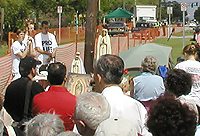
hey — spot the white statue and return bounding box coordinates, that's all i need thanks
[96,29,112,60]
[71,52,86,74]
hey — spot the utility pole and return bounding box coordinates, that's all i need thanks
[159,0,161,21]
[181,3,187,48]
[84,0,98,73]
[167,6,173,38]
[75,11,79,52]
[57,6,62,45]
[123,0,125,9]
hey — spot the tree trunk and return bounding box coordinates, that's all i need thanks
[84,0,98,74]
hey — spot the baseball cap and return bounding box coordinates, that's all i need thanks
[19,56,41,77]
[94,117,139,136]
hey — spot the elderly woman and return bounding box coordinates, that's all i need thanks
[130,56,165,110]
[25,113,65,136]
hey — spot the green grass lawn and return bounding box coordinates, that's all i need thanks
[173,30,194,36]
[0,45,8,57]
[154,38,192,64]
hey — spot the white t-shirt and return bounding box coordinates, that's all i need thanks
[23,34,36,48]
[102,86,151,136]
[196,33,200,44]
[175,60,200,102]
[11,41,26,80]
[35,32,58,64]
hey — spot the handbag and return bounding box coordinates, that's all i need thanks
[12,79,33,131]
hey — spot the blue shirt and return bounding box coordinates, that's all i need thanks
[133,72,165,101]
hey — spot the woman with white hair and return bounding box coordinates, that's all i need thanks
[25,113,65,136]
[74,92,110,136]
[130,56,165,111]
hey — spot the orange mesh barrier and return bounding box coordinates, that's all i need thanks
[7,27,86,52]
[0,54,12,94]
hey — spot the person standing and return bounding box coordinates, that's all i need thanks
[35,21,58,65]
[32,62,76,131]
[23,20,37,58]
[4,57,44,123]
[11,29,34,81]
[175,44,200,106]
[93,54,150,136]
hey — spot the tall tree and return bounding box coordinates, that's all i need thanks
[1,0,30,31]
[84,0,98,73]
[194,7,200,22]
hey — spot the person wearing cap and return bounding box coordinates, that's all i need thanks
[93,54,150,136]
[35,21,58,65]
[32,62,76,131]
[4,56,44,123]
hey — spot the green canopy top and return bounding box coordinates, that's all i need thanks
[119,43,172,69]
[105,8,133,19]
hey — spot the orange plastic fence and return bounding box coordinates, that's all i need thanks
[1,27,161,93]
[7,27,85,53]
[7,26,160,53]
[0,54,12,94]
[131,28,160,46]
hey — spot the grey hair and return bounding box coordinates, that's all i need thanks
[95,54,124,84]
[57,131,81,136]
[75,92,110,130]
[141,56,158,73]
[25,113,65,136]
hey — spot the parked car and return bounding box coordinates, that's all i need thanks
[131,22,152,32]
[107,21,128,36]
[189,22,197,28]
[176,22,183,27]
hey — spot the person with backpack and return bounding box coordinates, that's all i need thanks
[4,57,44,129]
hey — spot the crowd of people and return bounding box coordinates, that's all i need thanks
[1,19,200,136]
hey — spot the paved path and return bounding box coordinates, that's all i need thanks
[0,27,182,93]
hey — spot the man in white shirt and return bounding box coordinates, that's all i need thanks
[35,21,58,65]
[93,54,151,136]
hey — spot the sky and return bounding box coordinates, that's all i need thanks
[167,0,199,20]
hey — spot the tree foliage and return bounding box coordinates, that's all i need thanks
[194,7,200,22]
[0,0,189,37]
